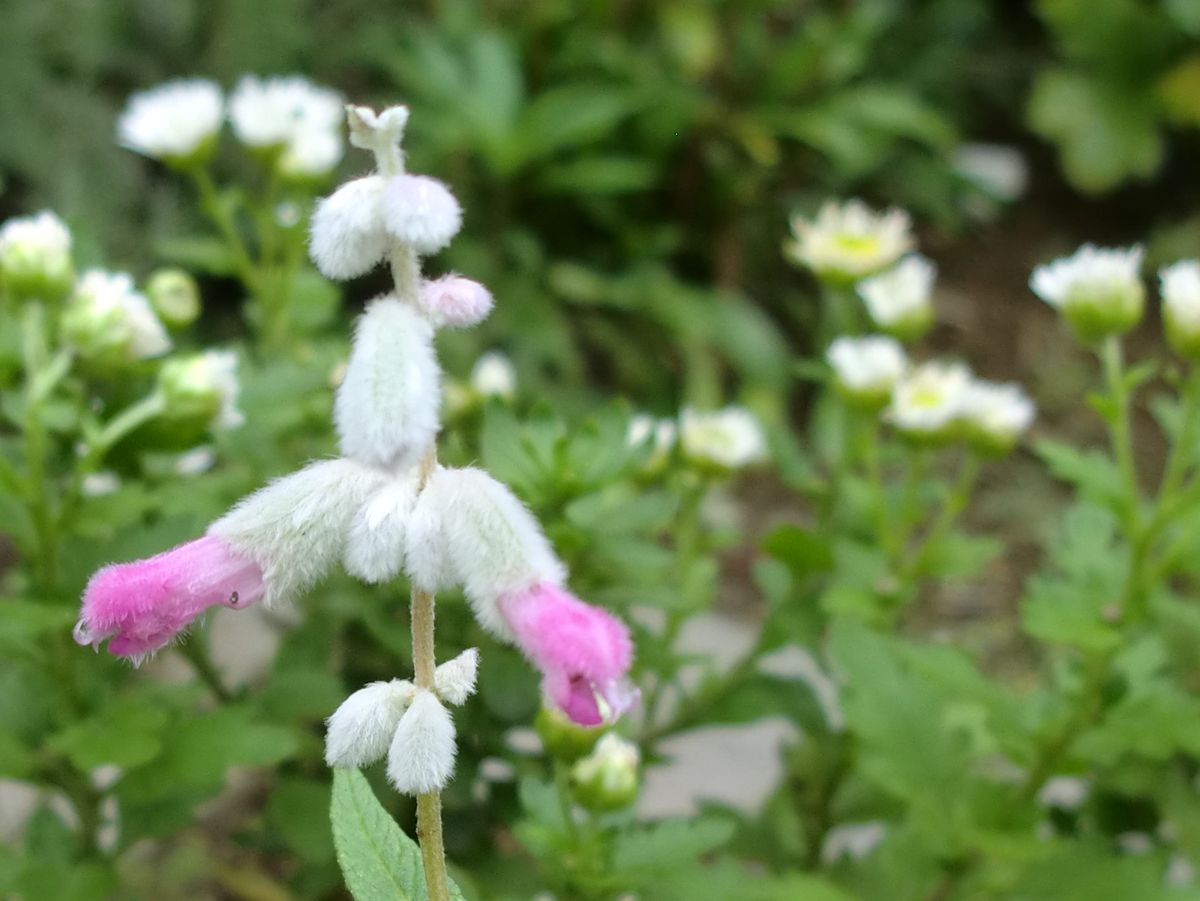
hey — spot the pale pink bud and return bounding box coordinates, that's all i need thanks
[73,535,264,663]
[498,582,637,727]
[382,174,462,255]
[418,275,493,328]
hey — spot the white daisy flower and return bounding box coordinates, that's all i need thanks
[679,406,767,471]
[786,199,914,282]
[0,210,73,299]
[1030,245,1144,342]
[117,79,224,164]
[857,255,936,340]
[886,360,972,440]
[1160,260,1200,358]
[63,270,171,364]
[960,378,1035,453]
[827,335,908,408]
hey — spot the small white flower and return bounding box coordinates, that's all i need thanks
[628,414,677,469]
[325,679,415,768]
[960,379,1035,451]
[952,144,1028,202]
[1030,245,1145,341]
[387,688,457,795]
[82,472,121,497]
[229,75,343,176]
[63,270,171,362]
[679,406,767,470]
[827,335,908,404]
[786,199,914,281]
[117,79,224,162]
[886,360,972,437]
[1037,776,1089,810]
[159,349,245,429]
[434,648,479,706]
[471,351,517,400]
[857,255,936,338]
[0,211,73,298]
[175,446,217,476]
[1161,260,1200,356]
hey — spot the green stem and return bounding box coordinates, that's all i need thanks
[179,639,233,703]
[1101,336,1140,536]
[553,760,580,842]
[901,453,982,584]
[1157,370,1200,503]
[863,417,891,553]
[189,167,259,292]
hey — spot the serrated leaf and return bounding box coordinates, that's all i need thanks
[330,768,465,901]
[611,817,735,874]
[49,700,169,772]
[1035,440,1124,513]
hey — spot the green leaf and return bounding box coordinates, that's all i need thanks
[516,86,639,163]
[1028,69,1163,193]
[153,235,239,276]
[0,599,75,658]
[540,156,656,194]
[611,816,736,875]
[1035,439,1124,513]
[268,777,334,864]
[762,525,833,576]
[49,700,170,772]
[330,768,465,901]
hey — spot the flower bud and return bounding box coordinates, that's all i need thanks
[826,335,908,410]
[571,734,640,812]
[470,351,516,401]
[679,406,767,472]
[387,689,457,795]
[325,679,414,768]
[0,211,74,301]
[856,255,936,342]
[117,79,224,169]
[310,176,389,280]
[1160,260,1200,360]
[536,705,604,762]
[960,379,1035,455]
[1030,245,1144,344]
[146,268,200,329]
[61,270,171,367]
[627,414,677,473]
[382,174,462,256]
[158,350,244,430]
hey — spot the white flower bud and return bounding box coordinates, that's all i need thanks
[571,733,640,811]
[679,406,767,471]
[145,268,201,329]
[382,175,462,255]
[406,467,565,639]
[627,414,676,471]
[158,349,244,429]
[387,689,456,795]
[1038,776,1089,811]
[209,458,388,606]
[62,269,171,365]
[1030,245,1145,343]
[960,379,1035,454]
[0,210,73,300]
[953,144,1028,203]
[1161,260,1200,359]
[785,199,913,283]
[470,351,516,400]
[826,335,908,409]
[434,648,479,706]
[334,296,441,471]
[343,473,421,583]
[325,679,415,768]
[857,255,936,340]
[117,79,224,166]
[309,176,389,280]
[886,360,972,441]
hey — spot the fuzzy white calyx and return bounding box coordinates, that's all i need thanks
[387,688,457,795]
[309,176,389,280]
[325,679,415,768]
[382,175,462,255]
[406,466,566,639]
[344,472,421,583]
[434,648,479,706]
[334,295,441,471]
[209,458,388,606]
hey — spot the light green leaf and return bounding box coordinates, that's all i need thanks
[49,700,169,771]
[330,768,465,901]
[611,817,736,876]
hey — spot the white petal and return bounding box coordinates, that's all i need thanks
[208,458,388,606]
[387,689,456,795]
[405,467,565,639]
[334,295,441,471]
[309,176,389,280]
[434,648,479,706]
[325,679,414,768]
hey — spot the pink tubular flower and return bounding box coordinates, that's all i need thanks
[498,582,637,726]
[418,275,493,328]
[74,535,264,663]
